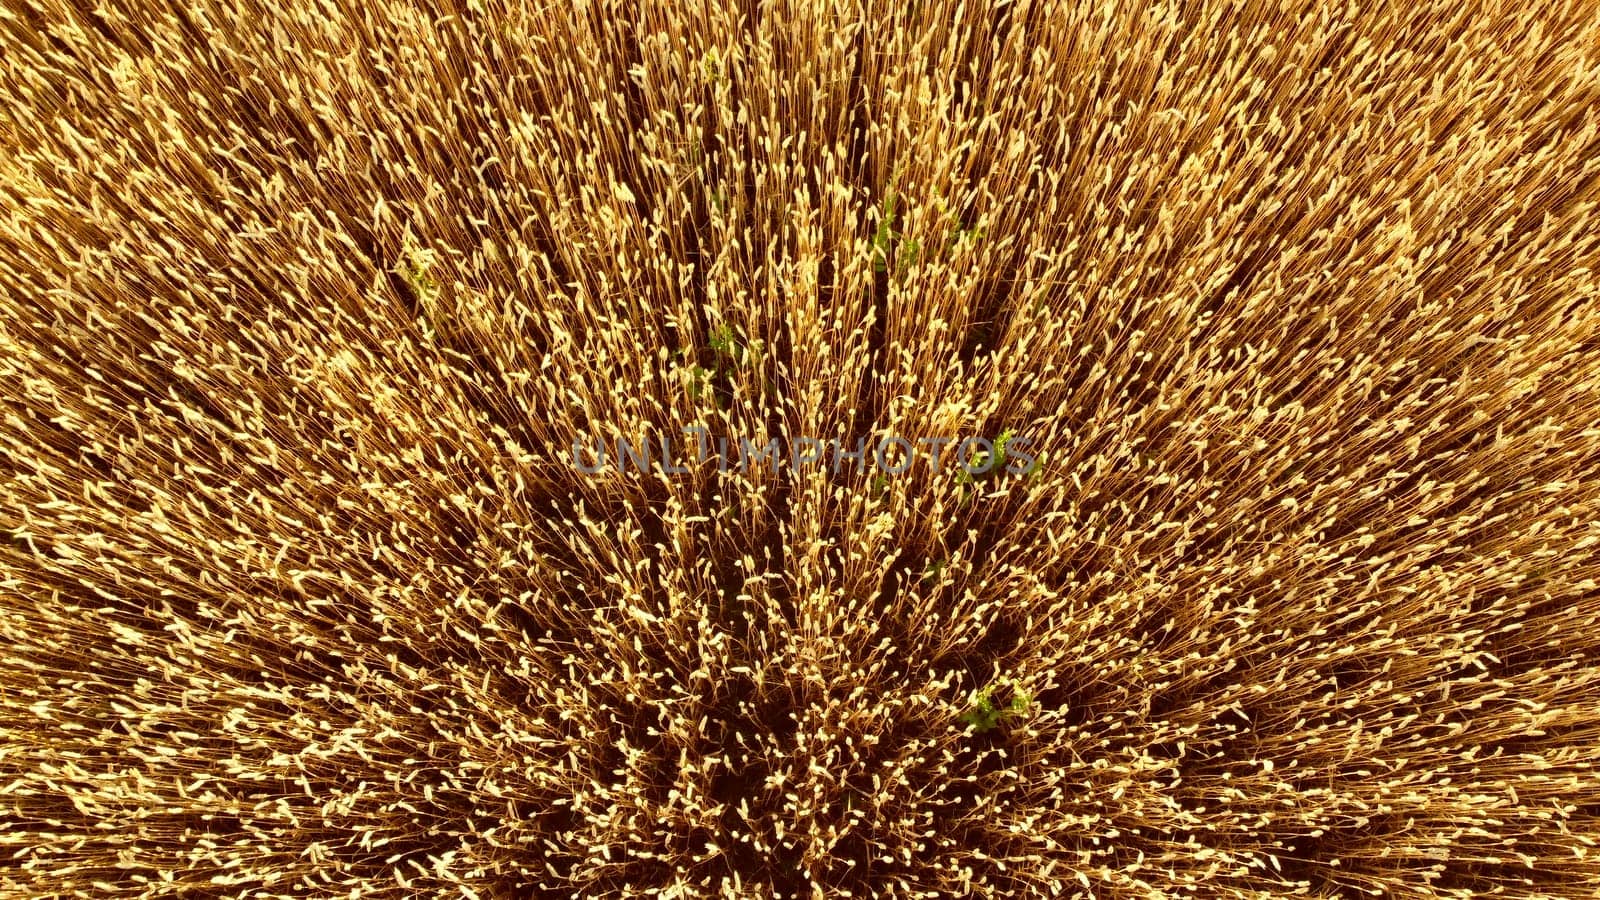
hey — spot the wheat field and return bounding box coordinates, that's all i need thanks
[3,0,1600,896]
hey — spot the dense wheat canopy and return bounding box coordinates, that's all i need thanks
[4,0,1600,896]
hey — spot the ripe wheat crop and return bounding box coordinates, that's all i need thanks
[3,0,1600,897]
